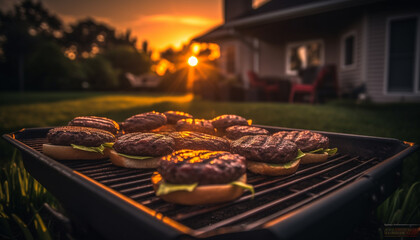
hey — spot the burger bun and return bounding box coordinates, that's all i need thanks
[152,173,246,205]
[246,160,300,176]
[300,152,329,164]
[42,144,108,160]
[109,149,160,169]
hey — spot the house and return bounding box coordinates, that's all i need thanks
[193,0,420,102]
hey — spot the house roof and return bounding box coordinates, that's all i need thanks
[194,0,384,42]
[193,25,235,42]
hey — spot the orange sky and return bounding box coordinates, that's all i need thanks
[0,0,223,51]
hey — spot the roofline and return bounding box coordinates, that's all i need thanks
[224,0,384,28]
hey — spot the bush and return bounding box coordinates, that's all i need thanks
[81,55,119,90]
[103,45,151,75]
[158,68,189,93]
[25,41,86,90]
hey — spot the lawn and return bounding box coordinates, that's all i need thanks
[0,92,419,238]
[1,92,419,183]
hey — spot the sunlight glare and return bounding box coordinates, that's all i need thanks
[191,43,201,55]
[188,56,198,67]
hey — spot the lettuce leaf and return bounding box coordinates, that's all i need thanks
[231,181,255,198]
[102,142,114,148]
[117,153,154,160]
[71,144,105,154]
[295,149,305,160]
[156,182,198,196]
[267,150,304,168]
[267,159,299,168]
[308,148,337,156]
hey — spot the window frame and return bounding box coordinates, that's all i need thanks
[285,39,325,76]
[384,14,420,95]
[341,30,357,70]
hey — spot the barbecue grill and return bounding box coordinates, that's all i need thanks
[3,125,418,240]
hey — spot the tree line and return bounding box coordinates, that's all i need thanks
[0,0,151,91]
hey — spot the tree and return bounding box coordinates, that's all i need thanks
[0,0,63,91]
[82,55,119,90]
[26,41,85,90]
[62,18,138,59]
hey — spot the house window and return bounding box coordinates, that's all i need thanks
[286,40,324,75]
[341,32,356,69]
[386,16,419,93]
[226,45,235,74]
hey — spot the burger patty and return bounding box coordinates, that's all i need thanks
[114,132,174,157]
[159,149,246,185]
[273,130,329,152]
[211,114,248,129]
[176,119,215,135]
[68,116,120,134]
[47,126,116,147]
[167,131,230,151]
[164,111,193,124]
[225,125,269,140]
[122,111,167,133]
[230,135,298,164]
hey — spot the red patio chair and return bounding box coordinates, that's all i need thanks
[247,71,280,101]
[288,65,338,103]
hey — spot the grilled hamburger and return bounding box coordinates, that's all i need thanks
[42,126,116,160]
[273,130,336,164]
[225,125,269,140]
[152,149,253,205]
[211,114,249,130]
[231,135,304,176]
[163,111,193,124]
[168,131,230,151]
[151,111,194,132]
[122,111,167,133]
[68,116,120,135]
[175,118,216,135]
[109,132,175,169]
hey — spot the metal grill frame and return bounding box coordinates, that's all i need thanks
[2,126,418,240]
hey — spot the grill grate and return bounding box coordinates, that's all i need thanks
[20,137,382,237]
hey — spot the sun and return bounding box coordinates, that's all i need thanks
[187,56,198,67]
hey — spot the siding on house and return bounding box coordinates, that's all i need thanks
[366,7,420,102]
[259,41,285,77]
[218,39,254,87]
[338,18,364,95]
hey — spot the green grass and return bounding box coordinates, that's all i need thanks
[0,91,419,236]
[2,92,419,183]
[0,150,57,240]
[377,181,420,224]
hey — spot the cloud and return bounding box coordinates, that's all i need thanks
[132,14,220,27]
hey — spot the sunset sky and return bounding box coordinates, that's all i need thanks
[0,0,223,51]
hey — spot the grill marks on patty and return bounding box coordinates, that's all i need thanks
[114,133,175,156]
[273,130,329,152]
[231,135,298,164]
[163,111,193,124]
[122,112,167,133]
[211,115,248,129]
[47,126,116,147]
[225,125,269,140]
[68,116,120,134]
[176,119,216,135]
[168,131,230,151]
[159,150,246,185]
